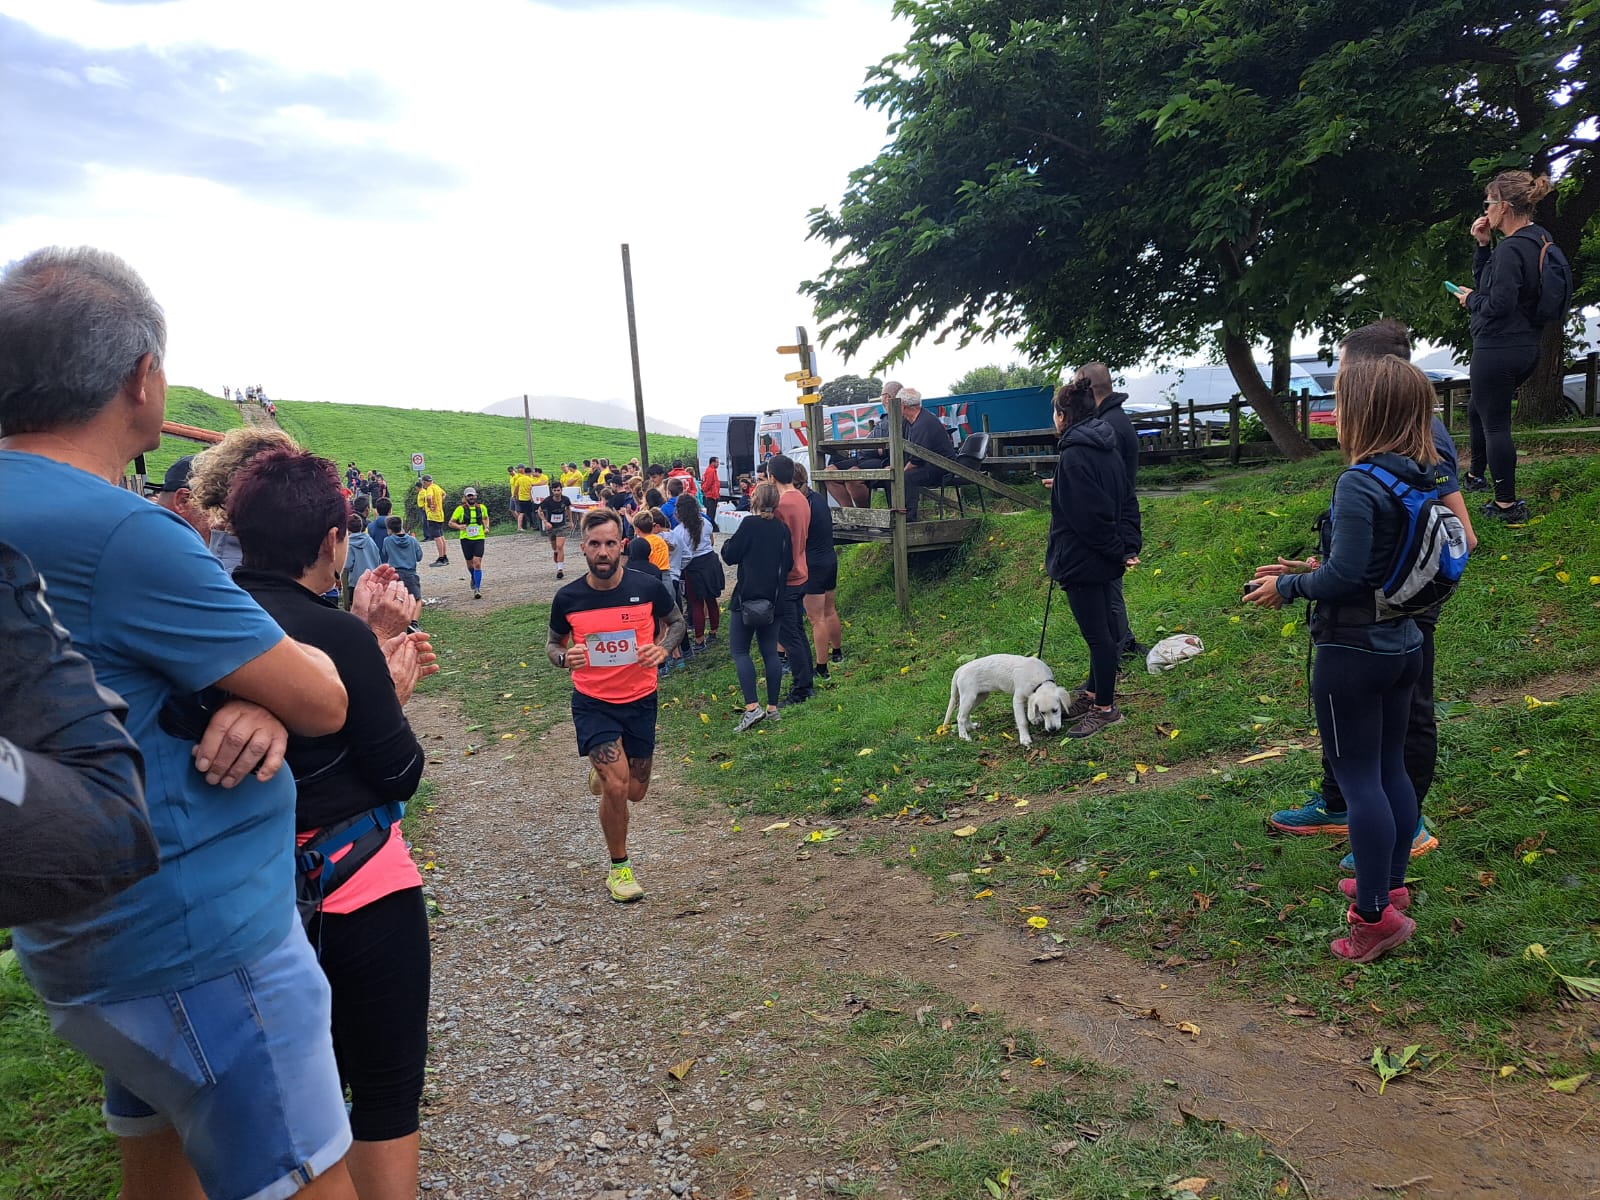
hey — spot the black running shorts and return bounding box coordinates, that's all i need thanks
[572,690,658,760]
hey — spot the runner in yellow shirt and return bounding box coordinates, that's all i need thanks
[417,475,448,565]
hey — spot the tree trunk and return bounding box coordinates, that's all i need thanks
[1515,319,1570,425]
[1270,332,1292,396]
[1221,331,1317,460]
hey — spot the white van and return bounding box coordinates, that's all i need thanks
[696,413,762,490]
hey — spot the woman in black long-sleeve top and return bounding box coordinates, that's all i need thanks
[720,481,791,732]
[228,448,430,1200]
[1046,379,1136,740]
[1456,170,1558,520]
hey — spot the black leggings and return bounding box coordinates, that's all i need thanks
[1065,581,1120,707]
[1468,343,1540,503]
[730,608,783,707]
[307,885,431,1141]
[1322,615,1436,814]
[1314,644,1422,913]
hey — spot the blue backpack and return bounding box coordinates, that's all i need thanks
[1341,462,1469,619]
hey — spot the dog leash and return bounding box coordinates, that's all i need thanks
[1035,580,1054,658]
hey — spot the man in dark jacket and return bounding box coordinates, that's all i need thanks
[1075,364,1147,665]
[0,542,155,926]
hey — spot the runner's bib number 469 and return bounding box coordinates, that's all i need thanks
[585,629,638,666]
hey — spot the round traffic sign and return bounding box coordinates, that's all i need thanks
[411,453,425,469]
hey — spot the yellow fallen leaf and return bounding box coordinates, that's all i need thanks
[422,861,436,870]
[700,713,710,724]
[1168,728,1181,739]
[760,821,791,833]
[1013,798,1029,808]
[952,825,979,838]
[974,888,994,899]
[719,761,733,770]
[1589,576,1600,585]
[518,661,526,667]
[1525,695,1557,710]
[1030,1056,1045,1067]
[899,665,911,675]
[1176,1021,1201,1036]
[1549,1072,1591,1094]
[1027,916,1049,929]
[1237,749,1284,764]
[1134,762,1148,774]
[857,747,875,757]
[1091,772,1109,783]
[1556,570,1571,583]
[1498,1064,1517,1077]
[667,1058,696,1081]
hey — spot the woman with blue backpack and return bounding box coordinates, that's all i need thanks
[1454,170,1566,522]
[1244,356,1468,963]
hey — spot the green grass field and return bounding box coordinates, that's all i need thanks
[144,388,697,496]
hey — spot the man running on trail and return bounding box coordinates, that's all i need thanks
[448,486,490,599]
[547,509,685,902]
[538,480,574,579]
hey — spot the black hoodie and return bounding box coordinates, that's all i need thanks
[1046,417,1134,587]
[1468,225,1553,348]
[1095,392,1143,556]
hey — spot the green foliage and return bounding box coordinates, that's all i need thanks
[821,374,884,406]
[948,363,1060,395]
[804,0,1596,453]
[143,386,245,481]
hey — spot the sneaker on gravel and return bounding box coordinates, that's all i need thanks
[1481,498,1528,521]
[556,568,564,579]
[1330,903,1415,963]
[1268,792,1349,835]
[1339,816,1437,871]
[606,864,645,903]
[1337,879,1412,911]
[1067,704,1123,739]
[735,708,766,733]
[588,767,603,797]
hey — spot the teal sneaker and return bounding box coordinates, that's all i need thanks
[1339,816,1438,872]
[1268,792,1349,836]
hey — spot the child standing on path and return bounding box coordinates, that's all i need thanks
[383,516,424,600]
[1245,355,1447,963]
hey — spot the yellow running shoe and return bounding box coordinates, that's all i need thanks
[607,863,644,903]
[588,766,603,796]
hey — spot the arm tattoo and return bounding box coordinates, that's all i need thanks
[589,740,624,765]
[656,604,687,655]
[628,756,653,786]
[546,626,568,668]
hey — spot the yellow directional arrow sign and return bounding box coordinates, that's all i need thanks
[794,376,823,388]
[783,369,811,381]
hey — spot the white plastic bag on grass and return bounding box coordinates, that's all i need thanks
[1146,634,1204,674]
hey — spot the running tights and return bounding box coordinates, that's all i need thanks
[1468,343,1540,503]
[1314,644,1422,914]
[307,885,431,1141]
[1322,615,1436,814]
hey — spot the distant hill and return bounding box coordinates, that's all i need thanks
[482,394,695,439]
[145,389,697,489]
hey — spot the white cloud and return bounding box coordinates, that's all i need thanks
[0,0,1030,426]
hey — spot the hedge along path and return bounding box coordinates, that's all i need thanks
[408,651,1600,1199]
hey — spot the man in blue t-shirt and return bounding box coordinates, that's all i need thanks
[0,247,361,1200]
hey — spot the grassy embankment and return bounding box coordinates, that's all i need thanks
[415,447,1600,1073]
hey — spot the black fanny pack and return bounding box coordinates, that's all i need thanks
[295,802,404,928]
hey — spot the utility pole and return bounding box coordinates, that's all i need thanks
[620,244,650,467]
[522,394,534,467]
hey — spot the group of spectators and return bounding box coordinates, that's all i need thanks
[2,247,437,1200]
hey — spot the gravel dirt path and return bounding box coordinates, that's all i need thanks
[404,666,1599,1200]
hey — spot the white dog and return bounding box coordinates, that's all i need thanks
[943,654,1074,746]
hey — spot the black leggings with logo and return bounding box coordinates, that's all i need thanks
[1468,342,1540,503]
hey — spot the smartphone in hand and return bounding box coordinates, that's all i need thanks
[1443,281,1465,296]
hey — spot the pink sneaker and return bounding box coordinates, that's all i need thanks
[1337,878,1412,911]
[1330,904,1415,963]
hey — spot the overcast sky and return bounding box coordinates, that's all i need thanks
[0,0,1035,425]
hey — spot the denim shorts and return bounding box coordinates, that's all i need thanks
[46,924,352,1200]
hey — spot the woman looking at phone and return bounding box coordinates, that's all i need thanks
[1453,170,1557,521]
